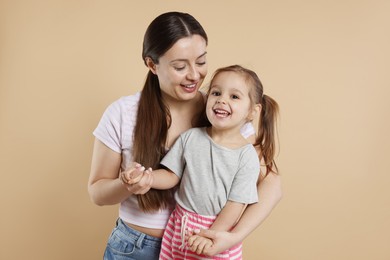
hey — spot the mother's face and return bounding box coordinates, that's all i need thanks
[147,35,208,102]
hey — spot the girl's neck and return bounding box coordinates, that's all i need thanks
[206,126,248,149]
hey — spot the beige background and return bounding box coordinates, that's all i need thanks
[1,0,389,259]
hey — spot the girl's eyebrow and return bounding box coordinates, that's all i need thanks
[231,88,245,95]
[211,85,245,95]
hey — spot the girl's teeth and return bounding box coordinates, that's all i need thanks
[215,109,229,115]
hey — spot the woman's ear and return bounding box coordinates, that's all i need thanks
[145,57,157,74]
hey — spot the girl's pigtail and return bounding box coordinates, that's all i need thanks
[256,94,279,176]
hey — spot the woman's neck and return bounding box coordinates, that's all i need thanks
[164,91,204,148]
[164,92,203,113]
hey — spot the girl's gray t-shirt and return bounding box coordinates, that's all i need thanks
[160,127,260,216]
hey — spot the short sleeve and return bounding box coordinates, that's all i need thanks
[93,101,122,153]
[160,134,186,178]
[228,146,260,204]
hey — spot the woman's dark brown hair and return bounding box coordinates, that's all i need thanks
[133,12,208,212]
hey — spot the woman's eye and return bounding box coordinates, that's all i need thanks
[197,61,206,66]
[174,66,185,71]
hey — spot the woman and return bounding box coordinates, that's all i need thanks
[88,11,282,259]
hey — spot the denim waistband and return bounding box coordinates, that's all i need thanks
[116,218,162,248]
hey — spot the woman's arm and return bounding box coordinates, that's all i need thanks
[231,172,282,238]
[193,172,282,256]
[88,138,153,206]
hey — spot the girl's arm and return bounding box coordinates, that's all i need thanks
[151,168,180,190]
[191,172,282,256]
[210,201,246,232]
[230,172,282,238]
[88,139,153,206]
[188,201,246,254]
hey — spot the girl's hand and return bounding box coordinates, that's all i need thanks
[189,229,238,256]
[187,235,213,255]
[120,163,153,194]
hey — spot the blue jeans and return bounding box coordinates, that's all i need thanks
[103,218,162,260]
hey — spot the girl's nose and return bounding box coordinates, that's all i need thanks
[216,98,226,104]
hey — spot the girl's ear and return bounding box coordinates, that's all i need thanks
[248,104,262,121]
[145,57,157,74]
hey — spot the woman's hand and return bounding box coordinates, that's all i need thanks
[120,163,153,195]
[188,229,239,256]
[120,163,144,184]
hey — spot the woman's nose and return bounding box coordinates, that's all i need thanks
[187,66,200,80]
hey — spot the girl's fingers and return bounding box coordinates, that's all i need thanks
[187,234,199,247]
[125,166,145,184]
[203,239,213,252]
[189,236,204,254]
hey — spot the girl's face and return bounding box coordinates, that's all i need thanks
[206,71,255,131]
[149,35,208,102]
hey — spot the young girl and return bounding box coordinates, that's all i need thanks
[126,65,279,259]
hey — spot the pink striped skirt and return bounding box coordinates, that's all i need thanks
[159,204,242,260]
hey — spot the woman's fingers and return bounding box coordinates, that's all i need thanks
[127,168,153,194]
[121,164,145,184]
[128,166,145,184]
[138,169,154,194]
[126,171,143,184]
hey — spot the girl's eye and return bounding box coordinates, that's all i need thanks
[211,91,220,96]
[232,95,239,99]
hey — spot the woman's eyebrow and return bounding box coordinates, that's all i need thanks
[198,51,207,59]
[170,52,207,63]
